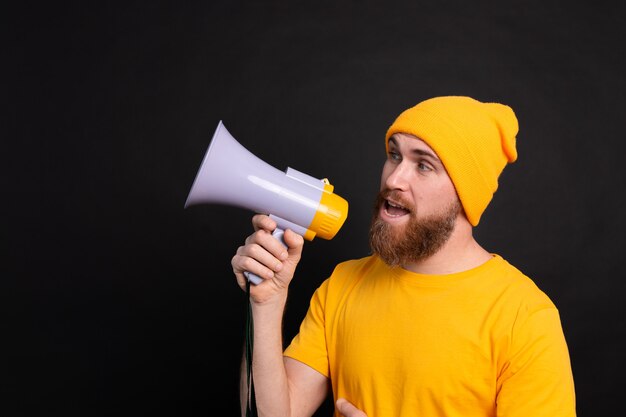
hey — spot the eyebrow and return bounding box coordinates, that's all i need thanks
[389,136,442,163]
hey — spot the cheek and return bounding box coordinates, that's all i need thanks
[440,179,459,203]
[413,183,458,214]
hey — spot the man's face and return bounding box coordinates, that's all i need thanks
[369,133,462,267]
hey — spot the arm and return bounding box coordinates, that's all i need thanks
[232,214,329,417]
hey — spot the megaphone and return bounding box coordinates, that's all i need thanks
[185,120,349,284]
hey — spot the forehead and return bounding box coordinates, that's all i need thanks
[388,132,439,157]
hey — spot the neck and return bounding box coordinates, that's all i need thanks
[401,216,492,275]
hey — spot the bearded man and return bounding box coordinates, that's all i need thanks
[231,96,576,417]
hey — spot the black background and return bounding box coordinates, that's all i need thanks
[5,1,625,416]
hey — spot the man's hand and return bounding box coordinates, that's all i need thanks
[231,214,304,300]
[336,398,368,417]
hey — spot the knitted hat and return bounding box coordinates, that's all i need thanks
[385,96,518,226]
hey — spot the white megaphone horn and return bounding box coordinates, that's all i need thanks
[185,121,349,284]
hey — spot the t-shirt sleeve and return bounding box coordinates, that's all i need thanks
[496,307,577,417]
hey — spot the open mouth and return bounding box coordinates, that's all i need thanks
[384,199,411,217]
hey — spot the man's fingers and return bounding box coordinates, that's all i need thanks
[231,214,305,291]
[233,240,283,281]
[251,213,276,232]
[336,398,367,417]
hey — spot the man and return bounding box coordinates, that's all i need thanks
[231,96,576,417]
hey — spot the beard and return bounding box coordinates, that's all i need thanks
[368,190,462,267]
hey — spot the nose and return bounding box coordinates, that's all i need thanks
[383,161,410,191]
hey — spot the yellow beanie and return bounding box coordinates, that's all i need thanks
[385,96,518,226]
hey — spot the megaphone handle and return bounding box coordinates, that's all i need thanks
[244,228,288,285]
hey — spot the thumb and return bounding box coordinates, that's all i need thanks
[336,398,367,417]
[271,228,303,285]
[281,229,304,266]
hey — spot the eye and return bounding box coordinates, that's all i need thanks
[417,161,433,172]
[388,151,401,162]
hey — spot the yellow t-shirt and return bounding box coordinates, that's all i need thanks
[284,254,576,417]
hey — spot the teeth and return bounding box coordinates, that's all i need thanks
[388,201,406,210]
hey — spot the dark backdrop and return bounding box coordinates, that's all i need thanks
[5,1,624,416]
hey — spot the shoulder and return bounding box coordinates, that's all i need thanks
[488,254,557,314]
[333,255,379,273]
[315,255,382,297]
